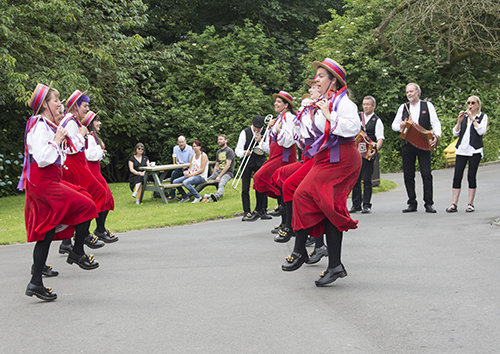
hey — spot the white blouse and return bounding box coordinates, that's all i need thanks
[60,113,85,154]
[314,94,360,138]
[26,116,64,167]
[85,134,105,162]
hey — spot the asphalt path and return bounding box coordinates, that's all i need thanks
[1,163,499,353]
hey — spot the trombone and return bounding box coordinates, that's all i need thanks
[232,114,273,189]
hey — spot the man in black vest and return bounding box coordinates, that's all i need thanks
[350,96,384,214]
[392,83,441,213]
[235,115,271,221]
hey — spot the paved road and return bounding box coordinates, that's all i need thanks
[1,163,499,353]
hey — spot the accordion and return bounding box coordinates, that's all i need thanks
[355,130,377,160]
[400,120,436,151]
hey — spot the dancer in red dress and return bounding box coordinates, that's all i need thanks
[59,90,106,253]
[249,91,297,222]
[81,111,118,243]
[281,58,362,287]
[21,83,100,301]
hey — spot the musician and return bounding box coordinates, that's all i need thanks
[236,115,270,221]
[391,83,441,213]
[282,58,361,287]
[446,95,488,213]
[248,92,297,221]
[58,90,106,254]
[350,96,384,214]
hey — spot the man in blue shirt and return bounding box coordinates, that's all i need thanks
[168,136,194,200]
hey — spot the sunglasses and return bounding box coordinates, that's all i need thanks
[137,147,144,150]
[466,101,477,105]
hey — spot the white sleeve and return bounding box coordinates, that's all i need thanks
[330,98,361,138]
[63,117,85,154]
[375,119,385,141]
[392,105,405,132]
[235,130,247,158]
[85,137,104,161]
[27,122,62,168]
[427,102,442,136]
[276,112,296,148]
[475,113,488,136]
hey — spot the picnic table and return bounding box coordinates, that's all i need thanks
[138,162,217,204]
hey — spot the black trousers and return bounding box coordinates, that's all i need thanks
[241,163,267,214]
[351,156,375,209]
[401,143,433,207]
[452,153,481,189]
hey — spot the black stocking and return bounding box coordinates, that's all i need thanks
[30,229,55,286]
[292,227,311,256]
[324,218,343,268]
[95,210,108,233]
[284,200,293,229]
[73,220,91,256]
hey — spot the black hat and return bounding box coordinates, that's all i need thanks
[252,115,265,128]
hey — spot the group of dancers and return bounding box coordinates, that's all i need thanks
[244,58,362,286]
[22,83,118,301]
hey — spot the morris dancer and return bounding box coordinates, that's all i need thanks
[281,58,361,287]
[58,90,106,254]
[22,83,99,301]
[250,91,297,221]
[81,111,118,243]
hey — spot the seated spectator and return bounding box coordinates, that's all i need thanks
[172,140,209,203]
[128,142,150,204]
[197,134,235,202]
[168,135,194,200]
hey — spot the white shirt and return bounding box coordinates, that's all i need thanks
[392,100,442,137]
[235,127,270,158]
[85,134,105,162]
[26,116,64,167]
[364,112,385,141]
[314,95,360,138]
[271,111,296,148]
[60,113,86,154]
[453,112,488,157]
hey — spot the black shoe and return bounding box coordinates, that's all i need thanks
[59,242,73,255]
[306,245,328,264]
[274,227,294,243]
[305,236,314,247]
[210,193,219,202]
[282,252,309,271]
[67,251,99,270]
[362,207,371,214]
[268,205,284,217]
[260,212,273,220]
[349,206,361,214]
[242,210,261,222]
[31,265,59,277]
[26,283,57,301]
[425,205,437,213]
[315,264,347,287]
[94,229,119,243]
[271,224,284,234]
[402,205,417,213]
[84,234,105,249]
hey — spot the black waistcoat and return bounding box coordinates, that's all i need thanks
[402,101,431,130]
[244,127,266,167]
[456,113,484,150]
[361,113,380,142]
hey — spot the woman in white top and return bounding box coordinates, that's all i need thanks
[446,95,488,213]
[172,140,209,203]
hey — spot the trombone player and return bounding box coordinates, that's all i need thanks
[235,115,271,221]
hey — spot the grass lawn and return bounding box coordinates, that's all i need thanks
[0,179,397,245]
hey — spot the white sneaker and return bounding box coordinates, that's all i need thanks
[135,200,140,205]
[132,192,137,198]
[192,197,202,203]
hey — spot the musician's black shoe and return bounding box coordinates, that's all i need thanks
[282,252,309,271]
[362,207,371,214]
[306,245,328,264]
[425,205,437,213]
[349,206,362,213]
[268,205,284,217]
[315,264,347,287]
[402,205,417,213]
[84,234,105,249]
[271,224,284,234]
[31,265,59,277]
[26,283,57,301]
[67,252,99,270]
[242,211,260,222]
[274,227,294,243]
[94,229,119,243]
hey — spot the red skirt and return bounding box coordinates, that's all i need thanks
[271,162,302,192]
[87,161,115,211]
[292,142,361,233]
[63,152,106,213]
[253,142,296,198]
[25,163,98,242]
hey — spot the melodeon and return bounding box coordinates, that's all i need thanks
[355,130,377,160]
[400,120,436,151]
